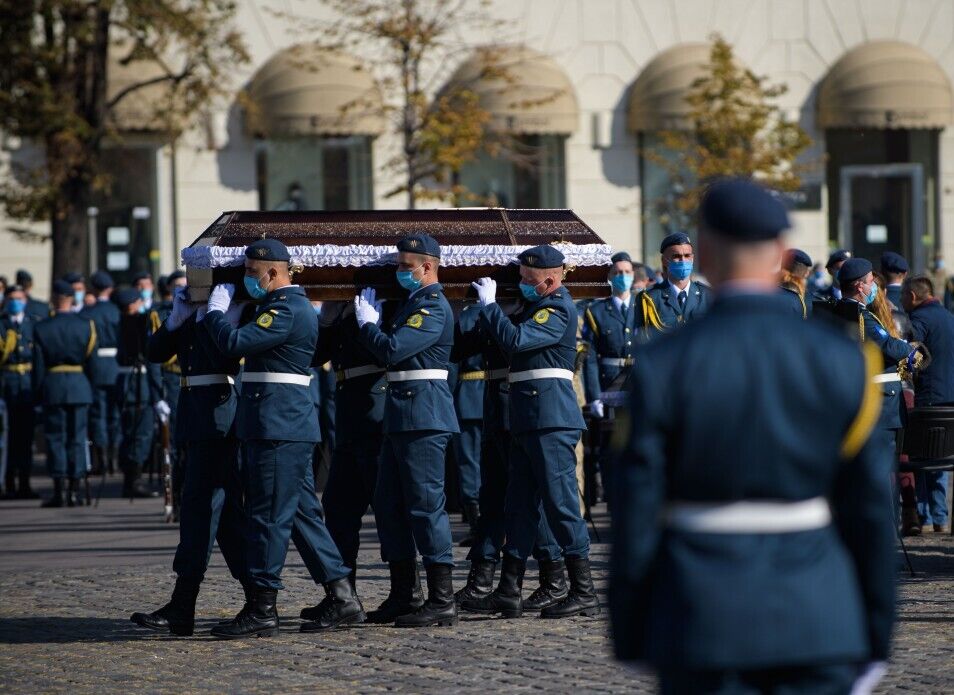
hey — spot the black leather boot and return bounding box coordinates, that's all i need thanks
[454,559,496,604]
[123,463,158,499]
[65,478,79,507]
[300,577,366,632]
[365,559,425,624]
[210,588,279,639]
[460,554,525,618]
[130,578,200,636]
[90,446,105,476]
[540,556,600,618]
[107,446,118,475]
[41,478,64,508]
[215,585,253,627]
[16,471,38,500]
[394,563,457,627]
[523,559,568,611]
[458,500,480,547]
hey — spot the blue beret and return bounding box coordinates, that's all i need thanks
[660,232,691,253]
[397,233,440,258]
[62,271,84,284]
[880,251,909,274]
[133,271,152,282]
[826,249,851,268]
[115,288,141,307]
[90,271,113,290]
[518,245,565,269]
[784,249,812,269]
[700,178,790,241]
[837,257,873,284]
[15,269,32,285]
[245,238,291,262]
[51,280,73,297]
[610,251,632,264]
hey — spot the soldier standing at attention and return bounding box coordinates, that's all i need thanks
[16,269,51,322]
[0,285,39,499]
[352,233,460,628]
[638,233,712,340]
[204,238,362,639]
[610,178,896,694]
[32,280,96,507]
[881,252,909,312]
[464,245,599,620]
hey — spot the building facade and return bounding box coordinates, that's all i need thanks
[2,0,954,295]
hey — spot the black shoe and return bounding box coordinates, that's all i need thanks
[540,556,600,618]
[15,476,39,500]
[130,579,200,636]
[215,586,253,627]
[458,500,480,547]
[65,479,79,507]
[365,559,425,624]
[300,577,366,632]
[460,554,525,618]
[523,559,568,611]
[41,479,64,508]
[454,559,496,605]
[210,588,279,639]
[394,564,457,627]
[123,479,159,499]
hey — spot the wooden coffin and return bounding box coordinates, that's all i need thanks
[183,208,613,301]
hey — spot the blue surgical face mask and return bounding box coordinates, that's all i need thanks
[519,279,546,303]
[865,283,878,306]
[668,260,693,281]
[140,288,153,302]
[609,274,634,293]
[396,264,423,292]
[8,298,25,314]
[73,290,84,305]
[244,273,269,299]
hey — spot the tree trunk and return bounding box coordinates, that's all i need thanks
[50,180,90,281]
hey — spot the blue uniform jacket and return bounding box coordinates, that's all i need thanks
[453,303,514,433]
[80,299,120,387]
[453,304,486,422]
[779,285,811,319]
[638,279,711,341]
[205,285,320,443]
[909,299,954,407]
[855,302,911,431]
[148,315,239,444]
[0,313,37,406]
[610,292,895,670]
[582,295,639,402]
[480,288,586,434]
[313,303,386,442]
[117,313,162,406]
[885,284,903,312]
[357,283,459,435]
[32,312,95,405]
[25,297,51,323]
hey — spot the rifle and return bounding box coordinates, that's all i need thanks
[158,413,174,523]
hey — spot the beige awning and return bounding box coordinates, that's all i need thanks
[245,45,385,137]
[445,46,579,134]
[107,48,176,132]
[818,41,954,129]
[627,43,711,132]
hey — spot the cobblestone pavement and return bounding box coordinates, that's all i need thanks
[0,478,951,694]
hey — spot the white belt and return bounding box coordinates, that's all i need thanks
[487,368,509,381]
[600,357,633,367]
[665,497,831,534]
[116,365,146,375]
[386,369,449,382]
[242,371,312,386]
[96,347,118,357]
[872,373,902,384]
[182,374,235,388]
[342,365,385,380]
[508,368,574,383]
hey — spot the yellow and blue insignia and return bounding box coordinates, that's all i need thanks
[406,313,424,328]
[533,309,550,324]
[256,313,274,328]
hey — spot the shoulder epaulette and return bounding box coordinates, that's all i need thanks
[841,342,884,458]
[640,291,666,331]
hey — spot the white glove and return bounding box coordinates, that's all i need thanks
[589,399,604,419]
[154,400,171,423]
[472,277,497,307]
[166,287,195,331]
[851,662,888,695]
[207,283,235,314]
[354,287,380,327]
[224,302,244,328]
[196,305,208,322]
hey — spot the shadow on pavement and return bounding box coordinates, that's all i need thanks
[0,617,178,644]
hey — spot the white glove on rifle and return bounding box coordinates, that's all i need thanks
[589,399,604,419]
[354,287,380,327]
[166,286,195,331]
[207,283,235,314]
[154,400,171,423]
[472,277,497,307]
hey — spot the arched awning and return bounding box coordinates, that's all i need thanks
[444,46,579,134]
[818,41,954,129]
[627,43,711,132]
[245,45,385,137]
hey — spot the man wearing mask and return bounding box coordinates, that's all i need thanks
[134,272,155,312]
[352,233,460,628]
[63,272,86,312]
[0,285,39,499]
[638,233,711,340]
[15,270,50,322]
[815,250,851,303]
[80,272,121,476]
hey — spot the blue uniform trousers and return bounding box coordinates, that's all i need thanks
[322,433,383,571]
[374,431,454,566]
[504,428,589,560]
[452,420,482,505]
[659,662,858,695]
[917,471,949,526]
[120,403,154,466]
[173,438,246,585]
[6,403,35,478]
[88,384,121,449]
[242,440,349,590]
[43,404,88,479]
[469,427,560,563]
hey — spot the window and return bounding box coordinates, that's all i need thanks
[458,135,567,208]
